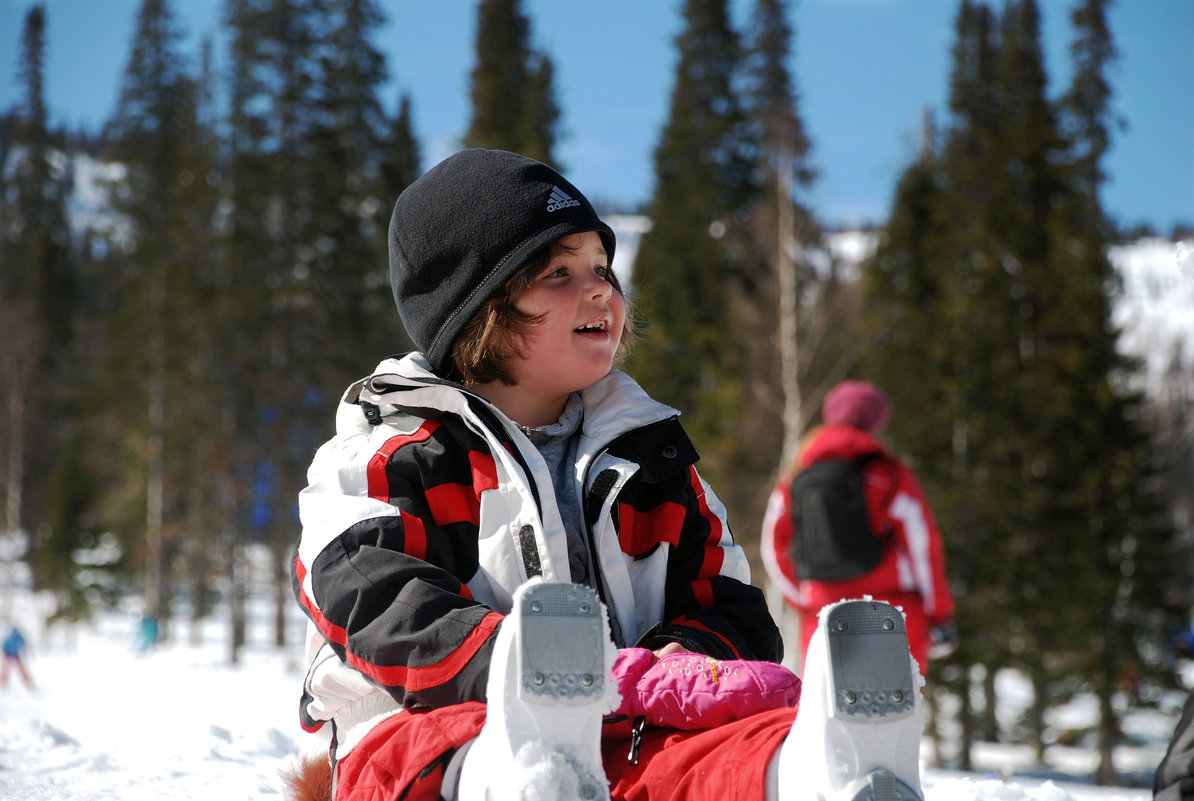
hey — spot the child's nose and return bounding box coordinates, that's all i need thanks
[588,272,613,300]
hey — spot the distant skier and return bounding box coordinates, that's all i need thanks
[761,379,958,674]
[1,624,35,690]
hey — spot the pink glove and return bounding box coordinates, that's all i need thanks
[603,648,801,738]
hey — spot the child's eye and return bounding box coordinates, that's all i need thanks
[595,265,611,279]
[537,265,567,281]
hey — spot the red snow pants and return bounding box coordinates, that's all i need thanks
[333,702,798,801]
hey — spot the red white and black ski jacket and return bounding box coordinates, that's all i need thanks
[293,354,780,759]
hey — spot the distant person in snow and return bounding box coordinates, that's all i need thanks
[761,379,958,675]
[1,624,35,691]
[287,150,929,801]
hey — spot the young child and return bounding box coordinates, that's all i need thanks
[291,149,925,801]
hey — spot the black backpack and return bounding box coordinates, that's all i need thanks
[789,455,887,581]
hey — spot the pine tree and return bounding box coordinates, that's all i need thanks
[981,0,1073,758]
[742,0,816,466]
[863,0,1173,780]
[1,4,75,348]
[463,0,560,164]
[934,10,1025,736]
[1060,0,1118,219]
[94,0,207,640]
[382,92,421,211]
[0,4,83,622]
[744,0,813,194]
[627,0,758,513]
[217,0,413,656]
[862,0,997,770]
[734,0,828,549]
[859,116,1000,763]
[861,123,955,487]
[171,34,226,644]
[271,0,399,647]
[516,53,560,166]
[309,0,402,376]
[219,0,327,661]
[1054,0,1170,783]
[213,0,274,661]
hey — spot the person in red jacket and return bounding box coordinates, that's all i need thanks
[761,380,958,674]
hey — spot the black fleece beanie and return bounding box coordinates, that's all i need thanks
[388,149,616,376]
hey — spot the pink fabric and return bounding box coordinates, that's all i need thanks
[823,380,892,433]
[604,648,800,737]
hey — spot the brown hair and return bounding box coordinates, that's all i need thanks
[449,237,636,386]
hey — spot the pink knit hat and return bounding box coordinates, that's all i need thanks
[823,380,892,433]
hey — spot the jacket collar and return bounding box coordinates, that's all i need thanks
[349,353,679,448]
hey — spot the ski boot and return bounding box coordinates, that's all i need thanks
[456,580,614,801]
[778,598,924,801]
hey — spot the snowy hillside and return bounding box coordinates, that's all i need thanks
[1111,238,1194,392]
[823,230,1194,394]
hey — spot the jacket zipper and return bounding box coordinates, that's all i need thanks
[581,459,624,644]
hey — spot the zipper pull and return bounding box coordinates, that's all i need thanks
[628,715,647,766]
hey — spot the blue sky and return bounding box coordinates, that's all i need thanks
[1,0,1191,231]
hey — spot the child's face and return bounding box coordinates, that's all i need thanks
[505,231,626,399]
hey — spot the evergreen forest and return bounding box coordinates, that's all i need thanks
[1,0,1192,786]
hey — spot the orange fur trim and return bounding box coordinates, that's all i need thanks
[281,752,332,801]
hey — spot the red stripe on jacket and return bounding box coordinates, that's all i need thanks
[295,553,501,691]
[367,421,440,501]
[688,467,726,578]
[616,501,685,555]
[690,578,715,608]
[399,509,427,561]
[362,611,503,691]
[365,421,498,543]
[423,450,499,527]
[295,553,349,645]
[674,614,741,659]
[470,450,499,492]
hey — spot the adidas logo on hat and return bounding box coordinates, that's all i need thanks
[546,186,581,212]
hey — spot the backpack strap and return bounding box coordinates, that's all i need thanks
[856,451,898,541]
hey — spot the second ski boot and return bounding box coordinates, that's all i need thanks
[778,598,924,801]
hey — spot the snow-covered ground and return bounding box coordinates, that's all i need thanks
[0,585,1173,801]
